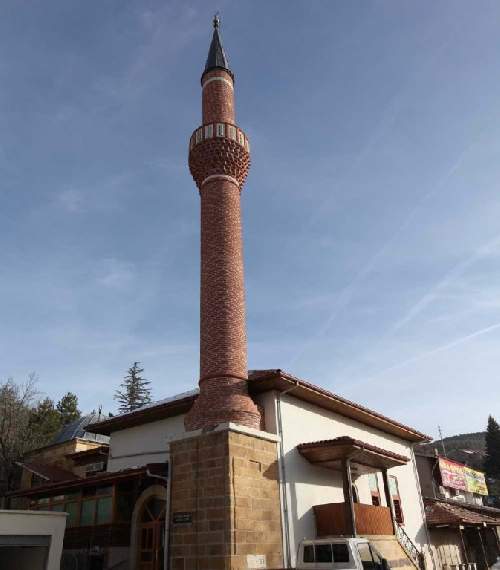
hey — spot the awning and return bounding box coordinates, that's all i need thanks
[297,436,409,471]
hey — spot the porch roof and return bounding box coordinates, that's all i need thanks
[425,499,500,528]
[297,436,409,470]
[10,463,166,499]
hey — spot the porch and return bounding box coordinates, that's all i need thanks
[314,502,394,536]
[297,436,409,537]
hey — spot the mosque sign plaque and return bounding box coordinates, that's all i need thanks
[173,512,193,524]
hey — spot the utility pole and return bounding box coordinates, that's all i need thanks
[438,425,447,457]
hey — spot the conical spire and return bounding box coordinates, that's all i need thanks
[204,14,232,77]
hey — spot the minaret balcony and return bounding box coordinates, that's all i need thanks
[188,123,251,190]
[189,122,250,153]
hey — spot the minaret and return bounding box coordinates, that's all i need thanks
[184,16,261,431]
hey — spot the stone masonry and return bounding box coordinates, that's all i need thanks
[169,429,283,570]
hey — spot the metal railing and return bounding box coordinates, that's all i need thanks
[396,523,425,570]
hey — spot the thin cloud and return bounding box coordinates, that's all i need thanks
[288,141,476,369]
[367,321,500,380]
[57,189,83,213]
[97,259,135,289]
[392,234,500,332]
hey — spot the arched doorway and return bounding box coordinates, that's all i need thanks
[130,485,168,570]
[137,495,166,570]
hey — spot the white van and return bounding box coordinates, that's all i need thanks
[297,537,390,570]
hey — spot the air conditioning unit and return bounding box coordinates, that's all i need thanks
[85,461,106,475]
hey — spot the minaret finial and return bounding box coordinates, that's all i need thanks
[203,11,232,81]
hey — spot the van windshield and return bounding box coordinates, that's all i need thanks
[302,543,350,564]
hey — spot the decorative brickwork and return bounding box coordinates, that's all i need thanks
[202,69,235,124]
[184,21,260,432]
[169,429,283,570]
[188,130,250,190]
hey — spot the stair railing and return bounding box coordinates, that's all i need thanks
[395,523,425,570]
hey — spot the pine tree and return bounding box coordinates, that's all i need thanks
[56,392,81,425]
[29,397,62,446]
[114,362,152,414]
[485,415,500,479]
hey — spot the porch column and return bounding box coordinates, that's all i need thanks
[458,525,469,564]
[382,468,397,534]
[476,527,488,570]
[342,458,356,537]
[492,526,500,557]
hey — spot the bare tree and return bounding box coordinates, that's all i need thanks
[0,373,39,497]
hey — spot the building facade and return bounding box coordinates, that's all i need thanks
[415,451,500,570]
[11,18,435,570]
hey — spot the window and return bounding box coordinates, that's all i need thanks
[369,474,381,506]
[228,125,236,140]
[29,487,114,527]
[96,496,113,524]
[195,128,203,143]
[204,124,213,139]
[65,502,80,527]
[315,544,332,563]
[332,544,350,563]
[303,545,314,563]
[216,123,225,137]
[85,461,106,476]
[81,499,96,526]
[389,475,404,524]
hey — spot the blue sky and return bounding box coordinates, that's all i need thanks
[1,1,499,439]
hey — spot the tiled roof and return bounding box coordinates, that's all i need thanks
[10,465,150,498]
[425,499,500,527]
[86,369,429,442]
[298,436,409,463]
[18,461,79,483]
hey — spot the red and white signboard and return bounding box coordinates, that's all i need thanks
[438,457,467,491]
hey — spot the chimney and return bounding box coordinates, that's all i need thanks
[184,16,261,431]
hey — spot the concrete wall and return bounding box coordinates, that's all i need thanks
[107,414,186,471]
[0,510,67,570]
[255,391,429,567]
[416,454,438,499]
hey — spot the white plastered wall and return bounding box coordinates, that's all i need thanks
[0,510,67,570]
[107,414,186,472]
[255,391,429,567]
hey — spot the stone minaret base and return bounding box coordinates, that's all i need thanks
[169,428,284,570]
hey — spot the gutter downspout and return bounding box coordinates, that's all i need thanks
[276,380,299,569]
[410,443,435,570]
[147,455,171,570]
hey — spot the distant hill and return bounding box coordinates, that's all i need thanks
[417,431,486,471]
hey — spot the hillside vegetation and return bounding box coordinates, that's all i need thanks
[418,431,486,471]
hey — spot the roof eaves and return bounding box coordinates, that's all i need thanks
[248,369,430,443]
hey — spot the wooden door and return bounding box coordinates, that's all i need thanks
[138,497,166,570]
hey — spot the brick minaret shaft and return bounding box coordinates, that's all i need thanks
[184,16,261,431]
